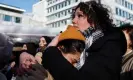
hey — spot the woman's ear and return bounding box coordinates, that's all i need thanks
[57,45,64,51]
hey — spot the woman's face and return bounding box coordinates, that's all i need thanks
[22,44,27,50]
[39,37,47,48]
[72,8,91,32]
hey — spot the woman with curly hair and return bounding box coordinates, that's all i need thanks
[42,1,127,80]
[20,1,127,80]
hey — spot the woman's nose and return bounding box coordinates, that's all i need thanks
[72,17,77,25]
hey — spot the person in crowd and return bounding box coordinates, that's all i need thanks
[119,23,133,80]
[16,25,85,80]
[16,52,53,80]
[57,25,85,66]
[19,1,127,80]
[0,33,13,80]
[36,36,51,53]
[42,1,127,80]
[35,36,51,64]
[22,42,37,56]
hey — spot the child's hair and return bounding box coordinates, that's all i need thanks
[57,39,85,54]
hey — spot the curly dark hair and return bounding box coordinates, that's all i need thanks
[72,1,115,31]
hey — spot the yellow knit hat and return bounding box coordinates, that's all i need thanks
[58,25,85,42]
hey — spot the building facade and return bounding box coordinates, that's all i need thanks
[35,0,133,29]
[100,0,133,26]
[46,0,79,28]
[0,3,25,26]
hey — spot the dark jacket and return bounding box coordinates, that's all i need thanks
[42,27,127,80]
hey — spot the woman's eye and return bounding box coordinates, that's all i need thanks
[78,14,83,18]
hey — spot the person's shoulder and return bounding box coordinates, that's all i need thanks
[44,46,61,54]
[0,72,7,80]
[104,27,125,39]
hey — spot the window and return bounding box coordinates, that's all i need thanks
[128,2,130,9]
[67,0,70,5]
[119,9,122,16]
[15,17,21,23]
[125,1,127,8]
[116,7,118,15]
[4,15,12,21]
[122,0,124,5]
[131,4,133,10]
[65,1,67,6]
[58,21,60,27]
[122,11,125,17]
[75,0,78,2]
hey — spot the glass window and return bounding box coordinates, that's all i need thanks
[15,17,21,23]
[75,0,78,2]
[4,15,12,21]
[119,9,122,16]
[58,21,60,27]
[116,8,118,15]
[67,0,70,5]
[122,11,125,17]
[65,1,67,6]
[125,1,127,8]
[131,4,133,10]
[62,3,63,8]
[122,0,124,5]
[128,3,130,9]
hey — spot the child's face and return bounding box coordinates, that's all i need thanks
[62,52,81,67]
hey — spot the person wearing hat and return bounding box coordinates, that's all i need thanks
[56,25,85,66]
[20,1,127,80]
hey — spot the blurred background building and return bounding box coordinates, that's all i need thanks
[0,0,133,42]
[34,0,133,29]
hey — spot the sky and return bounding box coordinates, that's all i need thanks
[0,0,38,12]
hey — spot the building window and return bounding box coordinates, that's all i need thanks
[122,11,125,17]
[122,0,124,5]
[65,1,67,6]
[116,8,118,15]
[4,15,12,21]
[15,17,21,23]
[125,1,127,8]
[67,0,71,5]
[75,0,78,2]
[119,9,122,16]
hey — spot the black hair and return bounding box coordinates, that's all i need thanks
[119,23,133,49]
[41,36,52,46]
[119,23,133,32]
[72,1,115,31]
[24,42,37,56]
[57,39,85,54]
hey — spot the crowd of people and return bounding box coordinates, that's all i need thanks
[0,1,133,80]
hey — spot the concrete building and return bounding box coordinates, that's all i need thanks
[35,0,133,29]
[0,3,45,27]
[32,0,47,27]
[46,0,79,29]
[0,3,25,26]
[100,0,133,26]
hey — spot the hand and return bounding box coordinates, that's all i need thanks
[48,34,60,47]
[10,61,15,68]
[19,52,36,69]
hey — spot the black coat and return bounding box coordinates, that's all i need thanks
[42,27,127,80]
